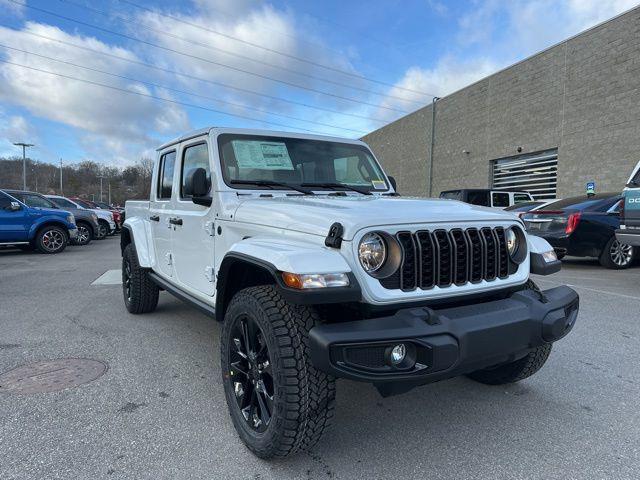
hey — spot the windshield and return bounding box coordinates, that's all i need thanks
[218,134,389,192]
[73,199,93,209]
[440,191,461,200]
[50,197,78,209]
[12,193,57,209]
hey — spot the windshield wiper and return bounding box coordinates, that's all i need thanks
[301,182,372,195]
[626,180,639,187]
[229,179,314,195]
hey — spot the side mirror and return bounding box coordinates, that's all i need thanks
[185,167,212,207]
[9,201,21,211]
[387,175,397,192]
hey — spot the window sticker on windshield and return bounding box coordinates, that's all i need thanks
[232,140,294,170]
[371,180,387,190]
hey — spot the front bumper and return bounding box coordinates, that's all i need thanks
[68,227,78,239]
[309,286,578,388]
[615,229,640,246]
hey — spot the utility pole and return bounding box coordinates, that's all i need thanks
[108,182,111,205]
[427,97,439,197]
[13,142,34,190]
[98,175,105,201]
[59,158,63,194]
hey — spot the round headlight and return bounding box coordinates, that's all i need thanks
[505,227,518,256]
[358,232,387,273]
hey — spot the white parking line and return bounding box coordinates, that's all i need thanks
[536,278,640,301]
[91,269,122,286]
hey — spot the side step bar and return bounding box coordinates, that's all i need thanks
[148,272,216,319]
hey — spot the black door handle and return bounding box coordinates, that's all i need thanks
[169,217,183,226]
[149,215,160,222]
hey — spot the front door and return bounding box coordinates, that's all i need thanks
[0,192,29,242]
[150,149,177,278]
[171,139,216,296]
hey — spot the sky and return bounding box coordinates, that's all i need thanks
[0,0,638,167]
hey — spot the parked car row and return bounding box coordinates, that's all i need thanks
[0,189,121,254]
[440,188,636,270]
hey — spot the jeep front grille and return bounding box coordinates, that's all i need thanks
[379,227,511,291]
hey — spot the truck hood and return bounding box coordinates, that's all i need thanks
[233,195,517,240]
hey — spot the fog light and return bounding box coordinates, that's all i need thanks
[390,344,406,365]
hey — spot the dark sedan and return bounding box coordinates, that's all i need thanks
[522,193,635,269]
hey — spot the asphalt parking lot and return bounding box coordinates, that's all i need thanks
[1,238,639,480]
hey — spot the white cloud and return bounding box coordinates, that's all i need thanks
[374,57,500,119]
[133,0,365,119]
[375,0,637,129]
[459,0,639,55]
[0,109,38,157]
[0,22,190,164]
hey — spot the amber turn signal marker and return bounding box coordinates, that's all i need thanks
[282,272,304,289]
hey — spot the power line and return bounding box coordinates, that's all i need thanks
[0,59,343,135]
[15,29,393,124]
[57,0,428,106]
[8,0,412,113]
[116,0,436,98]
[0,43,368,135]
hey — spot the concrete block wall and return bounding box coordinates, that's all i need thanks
[362,6,640,198]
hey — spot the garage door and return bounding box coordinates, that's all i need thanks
[491,149,558,200]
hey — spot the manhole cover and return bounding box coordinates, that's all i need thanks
[0,358,107,394]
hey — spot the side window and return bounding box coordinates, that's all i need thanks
[514,193,531,204]
[181,143,210,198]
[467,191,490,206]
[492,192,510,207]
[157,151,176,200]
[0,192,11,210]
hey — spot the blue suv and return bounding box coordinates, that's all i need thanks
[0,189,78,254]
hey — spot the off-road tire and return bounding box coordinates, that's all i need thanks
[221,285,336,458]
[467,343,552,385]
[122,243,159,314]
[35,225,68,254]
[599,236,634,269]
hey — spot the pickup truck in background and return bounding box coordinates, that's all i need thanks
[616,160,640,247]
[0,189,77,254]
[440,188,535,208]
[122,127,579,458]
[47,195,116,239]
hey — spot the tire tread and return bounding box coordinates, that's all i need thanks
[123,243,159,314]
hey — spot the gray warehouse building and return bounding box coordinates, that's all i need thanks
[363,6,640,200]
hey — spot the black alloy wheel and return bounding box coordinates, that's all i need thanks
[123,255,132,304]
[227,314,274,433]
[221,286,335,458]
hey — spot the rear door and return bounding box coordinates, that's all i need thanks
[0,192,29,242]
[150,149,177,278]
[170,138,216,296]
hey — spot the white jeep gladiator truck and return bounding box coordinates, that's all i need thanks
[122,127,579,458]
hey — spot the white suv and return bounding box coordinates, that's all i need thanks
[121,127,579,458]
